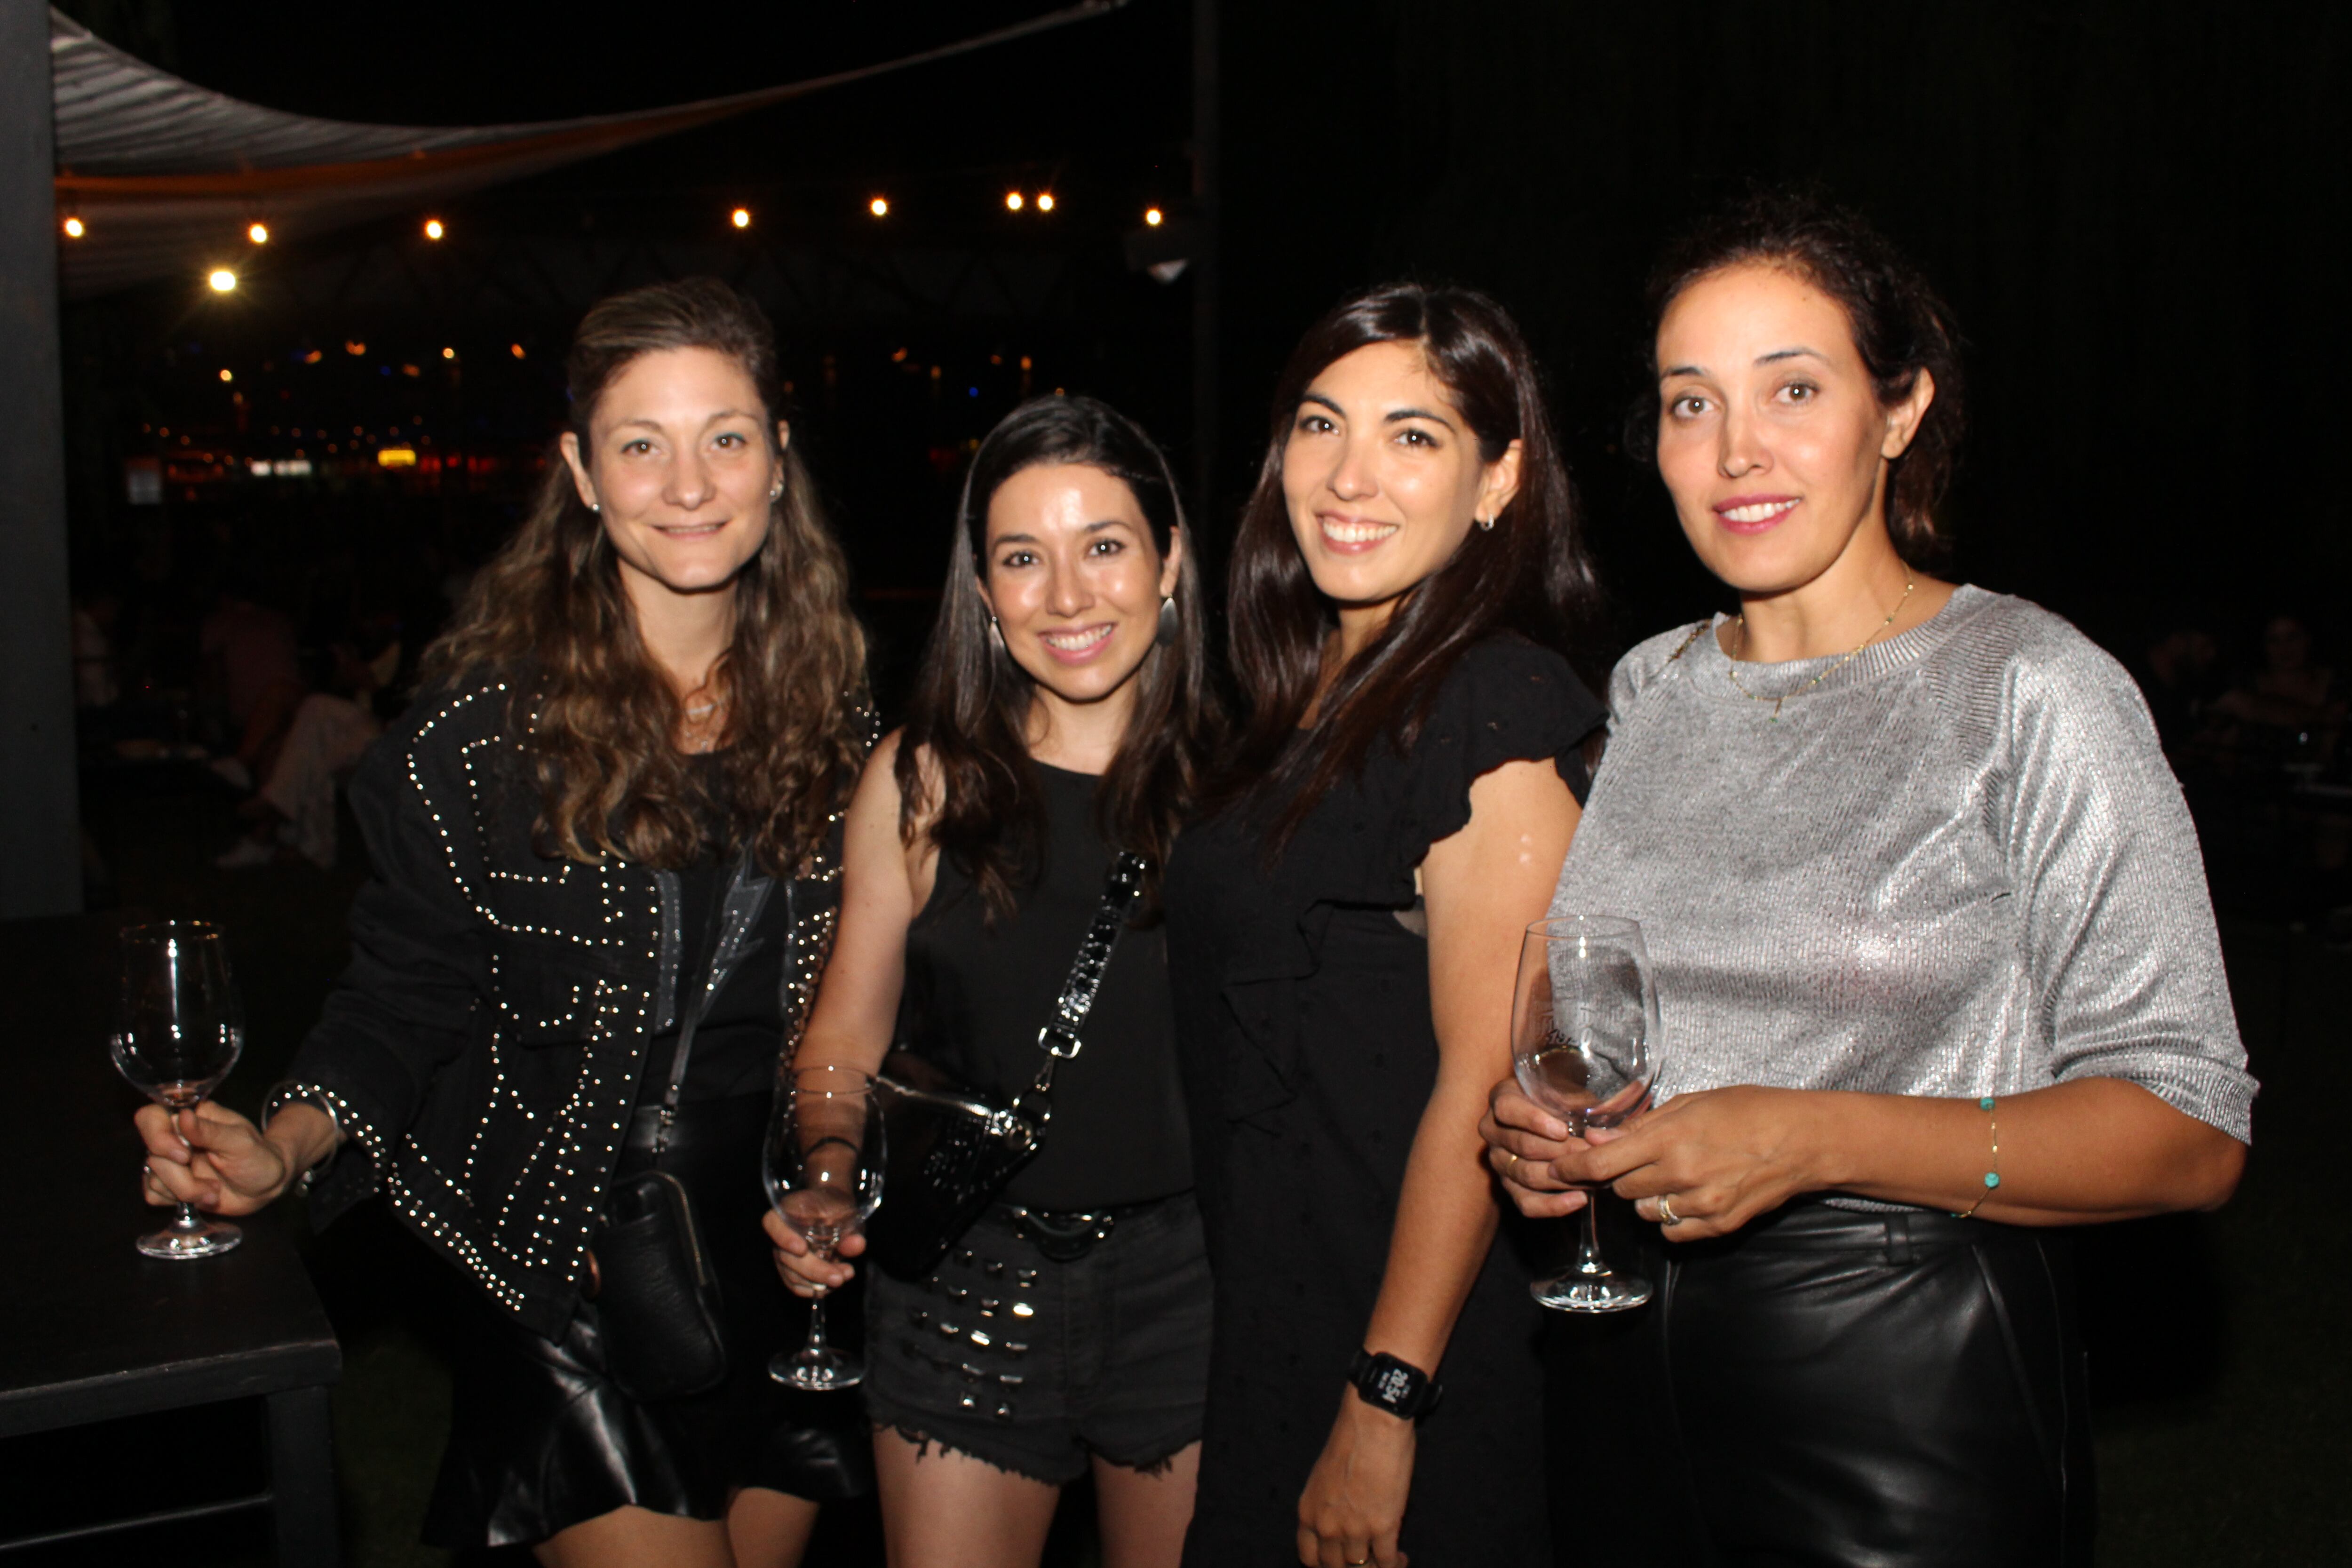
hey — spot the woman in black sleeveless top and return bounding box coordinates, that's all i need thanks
[770,397,1225,1568]
[1162,285,1605,1568]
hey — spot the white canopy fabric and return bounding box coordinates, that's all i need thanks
[50,2,1121,297]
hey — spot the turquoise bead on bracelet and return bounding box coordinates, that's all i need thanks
[1954,1097,2001,1218]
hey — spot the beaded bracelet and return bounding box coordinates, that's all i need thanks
[1952,1096,2001,1218]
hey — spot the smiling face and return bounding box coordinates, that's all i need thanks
[1653,263,1932,597]
[1279,340,1521,637]
[977,462,1181,719]
[559,345,785,608]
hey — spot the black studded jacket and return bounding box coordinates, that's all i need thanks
[272,674,847,1339]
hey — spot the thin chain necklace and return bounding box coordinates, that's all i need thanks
[1726,578,1915,723]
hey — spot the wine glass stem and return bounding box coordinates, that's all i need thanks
[1575,1192,1611,1279]
[804,1294,831,1357]
[175,1202,205,1234]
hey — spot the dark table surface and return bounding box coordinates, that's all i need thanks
[0,910,339,1439]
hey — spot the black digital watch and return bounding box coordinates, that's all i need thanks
[1348,1347,1443,1421]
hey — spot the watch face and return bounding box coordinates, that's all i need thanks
[1374,1364,1415,1405]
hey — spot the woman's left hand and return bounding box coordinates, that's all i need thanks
[1296,1397,1414,1568]
[1547,1085,1829,1242]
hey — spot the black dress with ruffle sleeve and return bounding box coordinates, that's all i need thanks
[1163,636,1605,1567]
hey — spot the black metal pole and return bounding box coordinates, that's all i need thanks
[0,0,82,919]
[1191,0,1220,533]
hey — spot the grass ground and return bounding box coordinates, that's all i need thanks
[8,764,2343,1565]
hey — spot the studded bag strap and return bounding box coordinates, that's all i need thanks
[1033,850,1148,1065]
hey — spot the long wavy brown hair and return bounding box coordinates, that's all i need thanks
[897,396,1222,919]
[1224,281,1603,848]
[424,279,867,875]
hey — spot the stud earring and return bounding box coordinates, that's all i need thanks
[1156,594,1178,647]
[589,501,601,514]
[1476,515,1495,532]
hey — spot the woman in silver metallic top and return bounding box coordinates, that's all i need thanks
[1482,191,2253,1567]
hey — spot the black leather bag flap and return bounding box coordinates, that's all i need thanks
[592,1169,728,1402]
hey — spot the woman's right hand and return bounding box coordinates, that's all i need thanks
[1478,1075,1592,1220]
[763,1208,866,1297]
[136,1100,319,1216]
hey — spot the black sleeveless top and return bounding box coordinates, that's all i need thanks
[1162,635,1605,1567]
[898,761,1191,1210]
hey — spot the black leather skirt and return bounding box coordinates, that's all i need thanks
[1549,1200,2093,1568]
[422,1093,873,1550]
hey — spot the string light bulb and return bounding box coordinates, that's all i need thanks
[1144,207,1164,227]
[731,207,752,229]
[61,215,85,238]
[247,222,270,244]
[207,268,238,292]
[218,369,233,383]
[442,346,456,359]
[423,217,445,240]
[1006,191,1025,212]
[869,196,890,217]
[1036,192,1055,213]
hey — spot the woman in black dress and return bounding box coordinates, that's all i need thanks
[135,280,871,1568]
[1163,284,1607,1568]
[771,396,1225,1568]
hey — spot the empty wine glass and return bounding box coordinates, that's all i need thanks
[1511,914,1662,1312]
[112,921,246,1260]
[764,1064,884,1390]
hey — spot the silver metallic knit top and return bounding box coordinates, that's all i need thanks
[1553,585,2255,1142]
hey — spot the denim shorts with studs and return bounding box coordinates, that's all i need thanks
[861,1191,1212,1485]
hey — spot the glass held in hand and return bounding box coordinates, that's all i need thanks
[1511,914,1662,1313]
[763,1064,885,1390]
[112,921,246,1260]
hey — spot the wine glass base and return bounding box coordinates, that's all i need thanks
[769,1349,864,1391]
[1533,1270,1652,1313]
[137,1219,242,1260]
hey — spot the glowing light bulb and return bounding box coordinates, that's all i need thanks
[207,269,238,292]
[509,342,525,359]
[62,215,85,238]
[247,222,270,244]
[731,207,752,229]
[218,369,233,382]
[1144,207,1164,227]
[423,217,445,240]
[869,196,889,218]
[1006,191,1025,212]
[1036,192,1055,213]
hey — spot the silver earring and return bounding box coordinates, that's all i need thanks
[769,483,783,501]
[1476,515,1495,532]
[987,615,1006,654]
[1156,595,1178,647]
[589,501,601,514]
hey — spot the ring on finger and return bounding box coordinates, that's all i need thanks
[1657,1193,1683,1226]
[1503,1150,1523,1174]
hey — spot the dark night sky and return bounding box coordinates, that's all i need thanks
[62,0,2350,672]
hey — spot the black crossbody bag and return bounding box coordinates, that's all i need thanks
[592,856,766,1404]
[865,851,1146,1281]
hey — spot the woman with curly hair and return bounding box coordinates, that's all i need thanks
[135,279,873,1568]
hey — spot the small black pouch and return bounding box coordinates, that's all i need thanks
[593,1168,727,1402]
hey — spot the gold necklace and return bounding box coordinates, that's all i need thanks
[1726,578,1915,723]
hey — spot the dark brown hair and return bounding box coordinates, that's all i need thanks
[1224,281,1601,845]
[1632,185,1966,566]
[424,279,867,876]
[896,395,1223,918]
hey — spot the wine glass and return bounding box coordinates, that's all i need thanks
[111,921,246,1260]
[1511,914,1662,1313]
[764,1064,885,1390]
